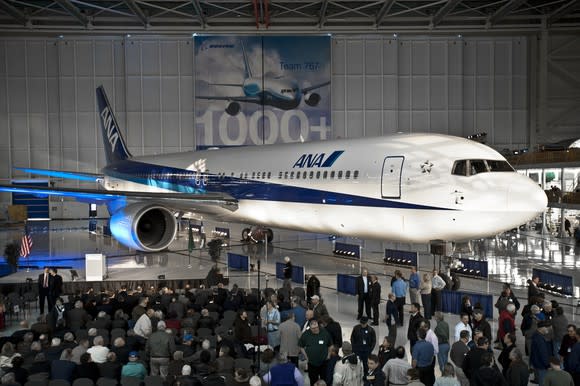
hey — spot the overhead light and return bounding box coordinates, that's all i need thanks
[126,34,131,38]
[192,33,198,37]
[58,35,64,39]
[393,33,398,38]
[457,34,463,38]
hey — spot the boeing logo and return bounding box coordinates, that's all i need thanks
[100,107,119,153]
[292,150,344,168]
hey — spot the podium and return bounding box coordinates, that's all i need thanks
[85,253,106,281]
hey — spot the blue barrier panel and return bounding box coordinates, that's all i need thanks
[275,262,305,284]
[384,249,418,267]
[533,268,573,297]
[452,258,488,279]
[293,266,305,285]
[89,220,97,232]
[441,290,493,319]
[337,274,358,296]
[213,227,230,238]
[227,253,249,272]
[334,242,361,259]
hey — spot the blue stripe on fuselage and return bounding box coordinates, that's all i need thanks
[103,160,453,211]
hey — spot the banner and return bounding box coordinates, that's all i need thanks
[194,36,331,147]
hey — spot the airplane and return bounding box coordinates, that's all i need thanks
[0,86,547,253]
[196,41,330,116]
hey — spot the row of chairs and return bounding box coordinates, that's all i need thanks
[24,376,164,386]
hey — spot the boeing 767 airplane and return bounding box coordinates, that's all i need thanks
[0,86,547,252]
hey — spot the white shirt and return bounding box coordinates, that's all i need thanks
[432,275,446,290]
[454,322,472,342]
[363,276,368,293]
[425,329,439,355]
[87,345,109,364]
[382,357,411,385]
[133,313,152,339]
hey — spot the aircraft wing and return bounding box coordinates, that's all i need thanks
[195,95,262,103]
[0,184,239,212]
[302,81,331,94]
[14,167,103,182]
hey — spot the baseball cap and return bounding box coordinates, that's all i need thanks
[360,316,369,323]
[183,334,193,342]
[129,351,138,358]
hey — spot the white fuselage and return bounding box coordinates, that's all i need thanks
[103,133,547,242]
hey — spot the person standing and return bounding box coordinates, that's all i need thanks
[364,354,386,386]
[392,271,407,326]
[407,303,424,351]
[409,267,421,305]
[369,275,381,326]
[279,313,302,366]
[282,256,293,288]
[384,293,398,345]
[38,267,52,314]
[298,319,333,386]
[528,275,542,304]
[50,268,63,309]
[351,317,376,374]
[431,269,446,313]
[356,269,371,320]
[146,320,175,378]
[382,346,411,386]
[434,311,450,373]
[454,313,473,342]
[544,356,574,386]
[420,273,432,320]
[412,329,435,386]
[530,321,553,385]
[262,351,304,386]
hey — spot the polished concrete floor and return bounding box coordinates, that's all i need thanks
[1,219,580,384]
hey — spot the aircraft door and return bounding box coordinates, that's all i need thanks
[381,156,404,198]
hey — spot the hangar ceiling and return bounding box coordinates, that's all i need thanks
[0,0,580,34]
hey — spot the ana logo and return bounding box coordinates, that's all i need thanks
[100,107,119,153]
[292,150,344,168]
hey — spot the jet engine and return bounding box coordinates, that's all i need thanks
[304,93,321,107]
[225,101,241,116]
[109,203,178,252]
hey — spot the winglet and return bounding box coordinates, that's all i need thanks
[96,86,132,164]
[240,40,253,79]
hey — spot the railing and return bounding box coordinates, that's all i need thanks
[507,148,580,166]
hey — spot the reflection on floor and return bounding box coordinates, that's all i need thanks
[0,219,579,385]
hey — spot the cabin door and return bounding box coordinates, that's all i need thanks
[381,156,404,198]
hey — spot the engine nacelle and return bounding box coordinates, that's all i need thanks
[226,101,241,116]
[110,203,177,252]
[304,92,321,107]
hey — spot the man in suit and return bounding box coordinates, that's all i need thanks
[369,275,381,326]
[356,268,371,320]
[407,302,424,351]
[38,267,52,314]
[50,268,63,308]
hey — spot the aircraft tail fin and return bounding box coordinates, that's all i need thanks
[96,86,132,164]
[240,40,253,79]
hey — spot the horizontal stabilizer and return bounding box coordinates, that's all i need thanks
[14,167,103,182]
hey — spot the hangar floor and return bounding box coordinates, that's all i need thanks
[0,219,579,384]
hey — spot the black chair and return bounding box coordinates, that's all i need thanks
[120,377,142,386]
[96,378,117,386]
[143,376,163,386]
[48,380,71,386]
[72,378,94,386]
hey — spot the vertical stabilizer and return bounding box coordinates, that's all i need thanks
[96,86,132,164]
[240,40,253,79]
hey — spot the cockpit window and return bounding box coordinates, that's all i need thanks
[452,159,514,176]
[470,160,487,175]
[452,161,467,176]
[486,160,514,172]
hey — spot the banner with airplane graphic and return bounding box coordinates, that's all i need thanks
[194,35,331,147]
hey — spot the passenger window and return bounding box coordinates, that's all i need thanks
[284,171,289,179]
[345,171,351,179]
[323,171,328,179]
[354,170,359,179]
[452,161,467,176]
[267,172,271,179]
[290,172,294,179]
[278,172,282,179]
[338,171,343,179]
[330,171,335,179]
[309,171,314,179]
[303,171,307,179]
[296,172,301,179]
[316,171,321,179]
[252,172,255,179]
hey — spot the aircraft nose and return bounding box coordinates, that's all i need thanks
[507,174,547,218]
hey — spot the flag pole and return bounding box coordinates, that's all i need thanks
[25,221,29,273]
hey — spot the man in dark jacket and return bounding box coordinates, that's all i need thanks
[506,348,529,386]
[498,332,517,377]
[472,352,507,386]
[369,275,381,326]
[472,309,492,343]
[364,354,386,386]
[530,321,552,385]
[407,303,424,350]
[351,317,376,374]
[146,320,176,377]
[462,336,490,381]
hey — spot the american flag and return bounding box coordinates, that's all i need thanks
[19,225,33,258]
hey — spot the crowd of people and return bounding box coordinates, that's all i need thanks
[0,264,580,386]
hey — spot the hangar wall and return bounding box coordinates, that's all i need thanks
[0,33,576,219]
